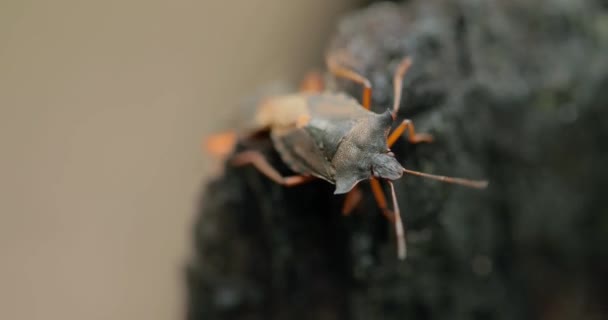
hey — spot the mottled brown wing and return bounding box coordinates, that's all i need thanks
[271,126,336,183]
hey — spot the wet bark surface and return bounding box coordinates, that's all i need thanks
[186,1,608,319]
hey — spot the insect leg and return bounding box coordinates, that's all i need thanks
[326,51,372,109]
[341,186,363,216]
[231,150,316,186]
[370,178,396,223]
[204,131,238,158]
[299,70,324,93]
[387,119,434,147]
[391,57,413,117]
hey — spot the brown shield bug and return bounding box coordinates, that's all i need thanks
[206,53,488,260]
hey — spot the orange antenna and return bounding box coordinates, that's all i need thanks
[403,168,489,189]
[388,181,406,260]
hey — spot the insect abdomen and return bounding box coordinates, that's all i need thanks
[254,95,310,129]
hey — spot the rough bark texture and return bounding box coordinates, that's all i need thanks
[186,1,608,319]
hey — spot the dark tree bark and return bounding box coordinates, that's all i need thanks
[187,1,608,319]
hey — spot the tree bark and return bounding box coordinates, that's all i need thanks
[187,1,608,319]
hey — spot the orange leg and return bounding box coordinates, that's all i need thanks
[370,178,396,223]
[231,150,315,186]
[204,131,238,158]
[342,178,396,222]
[391,57,413,117]
[387,119,434,147]
[326,51,372,109]
[341,186,363,216]
[389,57,452,197]
[299,70,325,93]
[342,178,395,222]
[386,57,433,146]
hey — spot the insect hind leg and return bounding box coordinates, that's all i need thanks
[231,150,315,186]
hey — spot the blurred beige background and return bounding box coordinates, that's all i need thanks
[0,1,362,319]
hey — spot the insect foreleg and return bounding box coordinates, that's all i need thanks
[370,178,396,222]
[341,186,363,216]
[387,119,434,147]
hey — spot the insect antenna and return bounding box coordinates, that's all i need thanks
[388,181,407,260]
[402,168,489,189]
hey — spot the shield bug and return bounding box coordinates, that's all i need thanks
[206,53,488,260]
